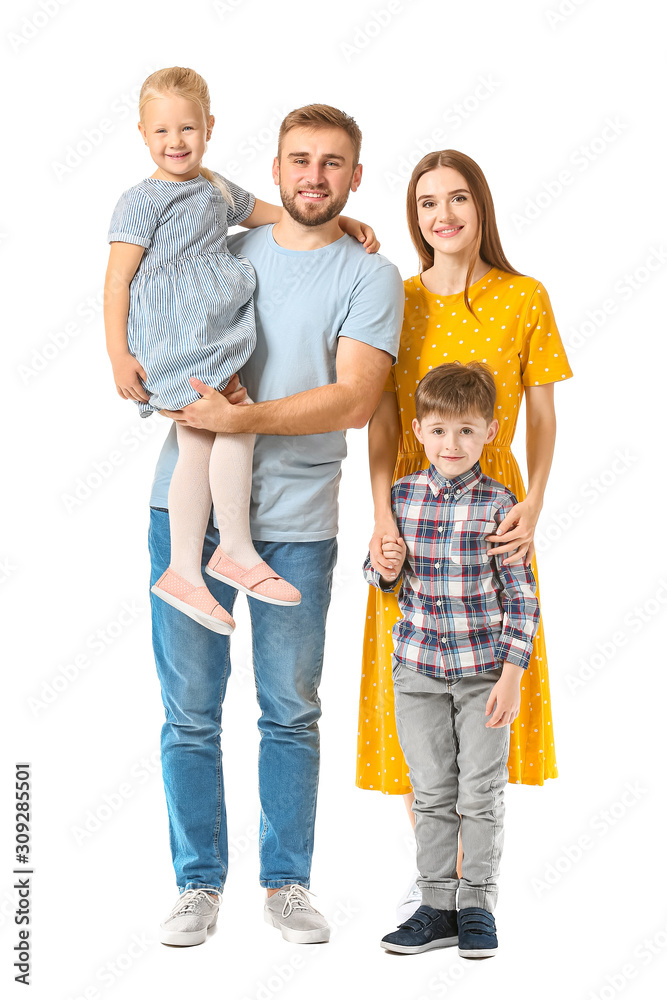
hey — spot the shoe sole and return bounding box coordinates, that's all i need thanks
[263,909,330,943]
[205,567,301,606]
[151,585,234,634]
[160,911,218,947]
[381,936,458,954]
[458,946,497,959]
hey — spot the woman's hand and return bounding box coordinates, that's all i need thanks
[485,662,523,728]
[369,515,399,576]
[111,353,150,402]
[339,215,380,253]
[486,498,541,566]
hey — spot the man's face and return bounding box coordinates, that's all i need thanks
[273,126,362,226]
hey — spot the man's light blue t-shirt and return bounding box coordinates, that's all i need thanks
[150,224,403,542]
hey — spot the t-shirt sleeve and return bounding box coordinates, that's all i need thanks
[222,175,256,228]
[338,262,404,362]
[520,282,573,387]
[108,187,159,248]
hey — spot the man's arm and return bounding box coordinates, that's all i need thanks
[162,336,393,434]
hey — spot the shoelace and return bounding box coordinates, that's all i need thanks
[170,889,218,917]
[278,885,314,918]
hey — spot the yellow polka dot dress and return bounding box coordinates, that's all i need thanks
[356,268,573,792]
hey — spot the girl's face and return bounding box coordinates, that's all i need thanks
[415,166,480,262]
[138,94,213,182]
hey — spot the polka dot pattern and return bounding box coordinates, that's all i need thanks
[356,270,572,793]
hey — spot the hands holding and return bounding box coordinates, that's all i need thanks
[160,376,246,430]
[369,517,405,583]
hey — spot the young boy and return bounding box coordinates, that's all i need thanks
[363,361,540,959]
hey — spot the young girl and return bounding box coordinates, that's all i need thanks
[104,66,376,634]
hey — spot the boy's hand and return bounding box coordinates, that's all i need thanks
[111,352,150,402]
[485,661,523,728]
[379,534,406,582]
[338,215,380,253]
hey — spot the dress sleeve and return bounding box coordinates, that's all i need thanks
[108,186,159,248]
[222,176,256,228]
[519,282,573,387]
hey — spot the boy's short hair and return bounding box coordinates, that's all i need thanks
[278,104,362,167]
[415,362,496,423]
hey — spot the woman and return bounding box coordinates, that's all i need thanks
[356,150,572,917]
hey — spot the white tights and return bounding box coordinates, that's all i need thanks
[167,422,262,588]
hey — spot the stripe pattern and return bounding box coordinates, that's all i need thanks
[108,172,256,416]
[363,461,540,678]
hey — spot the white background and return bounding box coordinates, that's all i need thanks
[3,0,666,998]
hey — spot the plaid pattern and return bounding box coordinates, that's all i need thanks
[363,462,540,679]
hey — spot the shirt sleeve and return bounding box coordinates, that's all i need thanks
[108,186,159,248]
[362,550,402,593]
[520,282,573,387]
[221,175,256,228]
[338,261,404,363]
[491,498,541,670]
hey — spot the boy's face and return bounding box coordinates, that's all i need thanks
[412,410,499,478]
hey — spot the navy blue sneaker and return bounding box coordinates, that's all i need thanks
[457,906,498,959]
[380,904,458,954]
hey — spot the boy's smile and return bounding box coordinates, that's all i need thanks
[412,411,499,479]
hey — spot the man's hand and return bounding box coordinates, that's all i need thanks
[111,352,150,402]
[160,375,246,429]
[379,534,406,583]
[485,662,523,728]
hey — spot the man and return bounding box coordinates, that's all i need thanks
[151,105,403,946]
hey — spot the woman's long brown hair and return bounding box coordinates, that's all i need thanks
[406,150,521,314]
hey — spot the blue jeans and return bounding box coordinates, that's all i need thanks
[148,507,337,893]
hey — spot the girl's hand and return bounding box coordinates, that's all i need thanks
[380,535,406,582]
[369,515,399,576]
[339,215,380,253]
[485,662,523,728]
[111,353,150,402]
[486,498,540,566]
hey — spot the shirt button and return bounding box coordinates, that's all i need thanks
[436,600,441,606]
[456,489,461,493]
[443,494,449,499]
[435,563,440,569]
[438,527,443,532]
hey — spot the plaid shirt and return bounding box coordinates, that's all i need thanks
[363,462,540,679]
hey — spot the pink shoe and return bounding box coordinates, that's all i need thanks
[205,548,301,607]
[151,568,235,634]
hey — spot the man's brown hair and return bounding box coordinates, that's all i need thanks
[415,362,496,423]
[278,104,362,167]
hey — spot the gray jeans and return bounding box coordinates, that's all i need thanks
[393,662,510,912]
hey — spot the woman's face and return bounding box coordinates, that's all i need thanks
[415,166,480,261]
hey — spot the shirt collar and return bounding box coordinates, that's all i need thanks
[427,461,483,498]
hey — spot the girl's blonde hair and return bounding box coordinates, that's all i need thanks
[139,66,232,206]
[406,150,521,315]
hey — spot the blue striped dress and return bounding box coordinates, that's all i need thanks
[108,173,256,416]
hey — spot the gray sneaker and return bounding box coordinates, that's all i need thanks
[264,885,330,943]
[160,888,220,946]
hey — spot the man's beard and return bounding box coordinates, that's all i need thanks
[280,184,349,227]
